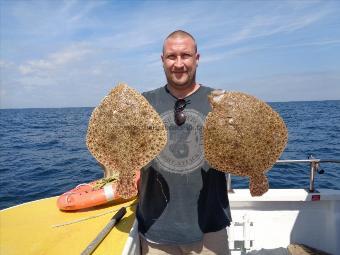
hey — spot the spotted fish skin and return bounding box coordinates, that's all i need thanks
[203,91,288,196]
[86,83,167,198]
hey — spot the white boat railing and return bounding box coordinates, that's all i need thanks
[227,156,340,193]
[124,157,340,255]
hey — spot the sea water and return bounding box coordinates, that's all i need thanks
[1,101,340,209]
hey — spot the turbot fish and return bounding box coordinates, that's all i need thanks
[86,83,167,198]
[204,90,288,196]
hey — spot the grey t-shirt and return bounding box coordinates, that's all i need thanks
[137,85,231,244]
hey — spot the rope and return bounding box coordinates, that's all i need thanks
[51,201,138,228]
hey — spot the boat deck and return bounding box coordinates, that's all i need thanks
[1,188,338,255]
[123,189,339,255]
[226,189,339,254]
[0,197,137,255]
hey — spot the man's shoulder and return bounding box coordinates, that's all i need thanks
[199,84,214,90]
[199,84,215,94]
[142,86,163,95]
[142,86,164,101]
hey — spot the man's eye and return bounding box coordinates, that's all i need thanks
[182,54,192,59]
[167,55,176,60]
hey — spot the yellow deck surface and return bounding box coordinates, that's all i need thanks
[0,197,137,255]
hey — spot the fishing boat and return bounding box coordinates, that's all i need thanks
[1,157,339,255]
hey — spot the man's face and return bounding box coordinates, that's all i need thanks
[162,37,199,89]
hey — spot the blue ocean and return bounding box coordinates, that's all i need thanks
[1,100,340,210]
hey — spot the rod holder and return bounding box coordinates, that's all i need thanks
[309,161,317,193]
[227,173,234,193]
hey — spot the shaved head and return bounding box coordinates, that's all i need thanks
[163,30,197,54]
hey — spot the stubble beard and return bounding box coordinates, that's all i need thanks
[165,69,197,91]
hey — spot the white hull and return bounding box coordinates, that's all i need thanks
[123,189,340,255]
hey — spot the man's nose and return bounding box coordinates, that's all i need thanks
[174,56,184,68]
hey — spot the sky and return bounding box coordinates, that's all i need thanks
[0,0,340,109]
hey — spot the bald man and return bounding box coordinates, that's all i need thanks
[137,30,232,255]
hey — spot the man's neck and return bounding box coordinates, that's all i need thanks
[166,83,200,99]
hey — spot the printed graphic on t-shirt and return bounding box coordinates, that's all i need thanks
[156,109,205,174]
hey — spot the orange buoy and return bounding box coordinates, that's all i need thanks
[57,172,140,211]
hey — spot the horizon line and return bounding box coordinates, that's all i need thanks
[1,99,339,110]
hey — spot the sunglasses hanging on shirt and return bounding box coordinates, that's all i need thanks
[174,99,191,126]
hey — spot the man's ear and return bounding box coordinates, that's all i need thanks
[196,53,200,66]
[161,54,164,64]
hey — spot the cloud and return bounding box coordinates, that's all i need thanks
[271,39,340,49]
[200,46,261,64]
[201,6,332,51]
[219,71,340,102]
[1,0,339,108]
[18,44,94,77]
[200,39,340,64]
[67,1,105,22]
[0,60,14,69]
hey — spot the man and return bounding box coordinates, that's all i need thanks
[136,30,232,254]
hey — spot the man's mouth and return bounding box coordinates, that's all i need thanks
[173,71,187,78]
[172,71,188,76]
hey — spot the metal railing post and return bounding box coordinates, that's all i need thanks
[309,161,317,193]
[227,173,233,193]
